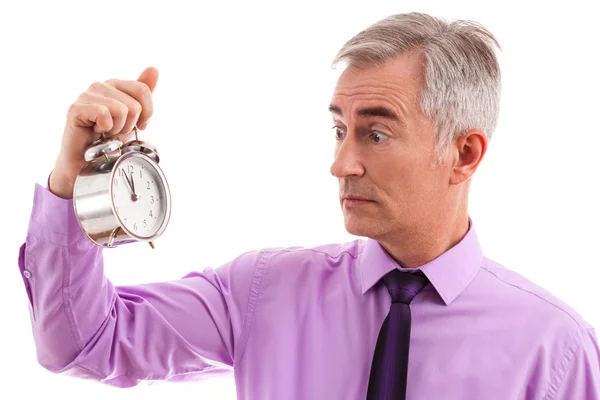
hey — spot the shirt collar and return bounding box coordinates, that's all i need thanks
[358,217,483,306]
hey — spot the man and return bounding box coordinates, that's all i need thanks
[17,12,600,400]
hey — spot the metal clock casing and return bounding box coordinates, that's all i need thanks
[72,135,171,248]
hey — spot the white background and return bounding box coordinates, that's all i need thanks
[1,0,598,398]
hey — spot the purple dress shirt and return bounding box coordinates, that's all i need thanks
[18,182,600,399]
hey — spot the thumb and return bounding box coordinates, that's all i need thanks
[137,66,159,93]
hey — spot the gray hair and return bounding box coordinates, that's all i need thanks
[332,12,502,163]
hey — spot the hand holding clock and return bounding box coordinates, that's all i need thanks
[49,67,159,200]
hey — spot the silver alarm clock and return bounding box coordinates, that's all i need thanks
[72,127,171,248]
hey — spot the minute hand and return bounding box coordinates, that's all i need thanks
[121,168,134,195]
[130,171,136,194]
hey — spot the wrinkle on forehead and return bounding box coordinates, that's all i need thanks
[331,55,425,119]
[332,90,411,124]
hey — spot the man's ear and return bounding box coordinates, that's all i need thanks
[450,129,488,185]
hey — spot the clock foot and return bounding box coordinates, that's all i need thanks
[108,227,120,247]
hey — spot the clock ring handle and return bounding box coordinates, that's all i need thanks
[84,137,123,162]
[121,125,161,164]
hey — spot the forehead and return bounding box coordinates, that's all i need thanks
[331,52,424,116]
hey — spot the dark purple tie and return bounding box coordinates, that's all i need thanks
[366,269,430,400]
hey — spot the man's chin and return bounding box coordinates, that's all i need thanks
[343,219,376,238]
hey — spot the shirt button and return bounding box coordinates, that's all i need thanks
[23,270,32,279]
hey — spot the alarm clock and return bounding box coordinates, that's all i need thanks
[72,127,171,248]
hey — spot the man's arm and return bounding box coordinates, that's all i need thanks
[18,182,265,387]
[545,326,600,399]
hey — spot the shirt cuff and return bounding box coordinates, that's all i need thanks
[28,182,89,246]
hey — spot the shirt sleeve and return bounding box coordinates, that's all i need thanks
[546,326,600,399]
[18,182,268,388]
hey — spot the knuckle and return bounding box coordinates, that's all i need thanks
[135,82,151,99]
[99,105,110,117]
[145,105,154,119]
[88,81,104,92]
[77,91,91,102]
[129,101,142,117]
[96,106,109,126]
[67,102,80,115]
[117,103,129,118]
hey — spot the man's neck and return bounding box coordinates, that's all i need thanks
[378,212,470,269]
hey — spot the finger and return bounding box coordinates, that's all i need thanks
[86,82,142,135]
[103,79,153,129]
[134,66,158,130]
[78,91,130,135]
[67,102,113,136]
[137,66,159,93]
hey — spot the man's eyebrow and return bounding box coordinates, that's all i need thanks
[328,104,401,121]
[328,104,342,116]
[357,106,401,121]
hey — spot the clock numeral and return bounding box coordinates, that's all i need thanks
[143,219,147,228]
[128,164,134,174]
[123,218,127,225]
[149,210,153,217]
[147,181,150,189]
[133,223,137,231]
[150,195,154,204]
[114,179,118,186]
[140,170,142,179]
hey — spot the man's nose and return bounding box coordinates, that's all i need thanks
[330,138,365,178]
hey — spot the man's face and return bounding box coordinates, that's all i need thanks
[329,52,453,241]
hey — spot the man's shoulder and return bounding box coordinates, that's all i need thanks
[209,239,365,288]
[258,238,366,265]
[479,257,594,331]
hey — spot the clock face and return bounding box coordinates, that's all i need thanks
[110,153,170,239]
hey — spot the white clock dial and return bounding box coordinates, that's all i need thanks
[110,154,170,239]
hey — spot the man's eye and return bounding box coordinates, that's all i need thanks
[370,131,389,143]
[333,126,345,140]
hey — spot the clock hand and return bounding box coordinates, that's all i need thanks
[130,171,136,195]
[121,169,134,195]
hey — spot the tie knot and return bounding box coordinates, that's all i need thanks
[382,269,429,304]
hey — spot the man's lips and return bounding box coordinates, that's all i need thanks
[342,196,374,207]
[342,195,372,201]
